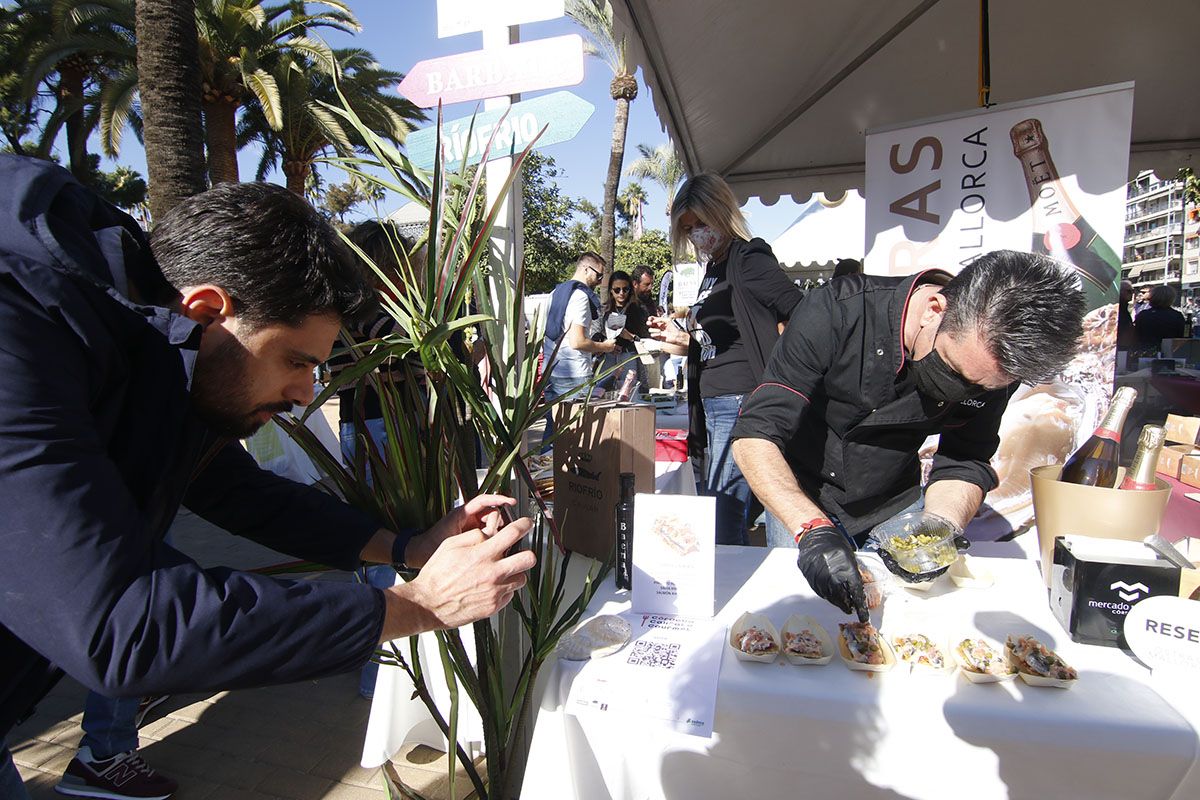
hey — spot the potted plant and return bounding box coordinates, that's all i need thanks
[280,97,614,800]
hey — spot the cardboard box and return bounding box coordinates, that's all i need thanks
[553,401,655,561]
[1180,454,1200,489]
[1157,444,1198,480]
[1164,414,1200,446]
[1050,535,1200,649]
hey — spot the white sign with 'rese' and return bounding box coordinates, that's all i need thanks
[1124,596,1200,675]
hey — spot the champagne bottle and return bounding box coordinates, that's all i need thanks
[614,472,635,590]
[1059,386,1138,487]
[1010,119,1121,294]
[1119,425,1166,490]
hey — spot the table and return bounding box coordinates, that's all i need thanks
[360,447,695,767]
[521,544,1200,800]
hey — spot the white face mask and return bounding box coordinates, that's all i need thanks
[687,225,725,257]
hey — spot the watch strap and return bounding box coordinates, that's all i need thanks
[794,517,835,545]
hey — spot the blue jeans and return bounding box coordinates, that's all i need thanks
[540,372,590,452]
[339,418,401,698]
[80,692,140,758]
[764,493,926,548]
[701,395,752,546]
[1,740,32,799]
[358,565,398,699]
[340,418,389,487]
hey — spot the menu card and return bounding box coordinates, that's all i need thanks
[631,493,715,617]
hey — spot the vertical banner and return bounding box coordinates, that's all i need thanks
[864,83,1134,534]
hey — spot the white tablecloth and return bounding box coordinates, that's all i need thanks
[522,543,1200,800]
[360,466,694,767]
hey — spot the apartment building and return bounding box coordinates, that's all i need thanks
[1122,171,1200,296]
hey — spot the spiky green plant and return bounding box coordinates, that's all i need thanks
[277,89,618,800]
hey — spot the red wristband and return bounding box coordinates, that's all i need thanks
[794,517,835,545]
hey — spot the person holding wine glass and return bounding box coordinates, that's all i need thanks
[730,250,1085,619]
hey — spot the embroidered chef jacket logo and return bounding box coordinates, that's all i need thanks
[960,398,986,409]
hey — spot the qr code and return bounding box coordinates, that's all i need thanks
[626,640,680,669]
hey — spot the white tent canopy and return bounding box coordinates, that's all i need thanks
[614,0,1199,204]
[770,191,865,268]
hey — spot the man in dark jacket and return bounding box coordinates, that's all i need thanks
[0,156,534,798]
[731,251,1084,619]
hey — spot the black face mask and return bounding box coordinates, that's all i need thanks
[910,341,985,405]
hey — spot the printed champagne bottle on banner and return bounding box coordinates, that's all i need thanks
[1059,386,1137,487]
[1119,425,1166,491]
[1010,118,1121,293]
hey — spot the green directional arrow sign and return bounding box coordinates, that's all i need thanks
[405,90,594,171]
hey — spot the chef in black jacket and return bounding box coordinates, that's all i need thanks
[731,250,1086,618]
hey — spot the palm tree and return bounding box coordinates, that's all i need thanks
[618,180,647,239]
[626,142,687,218]
[136,0,208,218]
[0,5,47,154]
[195,0,359,184]
[566,0,635,282]
[239,46,422,195]
[96,1,360,185]
[19,0,136,182]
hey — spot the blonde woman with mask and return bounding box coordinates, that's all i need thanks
[649,173,802,544]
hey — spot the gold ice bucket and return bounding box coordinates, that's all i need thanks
[1029,464,1171,586]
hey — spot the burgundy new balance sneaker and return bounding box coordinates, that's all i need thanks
[55,747,177,800]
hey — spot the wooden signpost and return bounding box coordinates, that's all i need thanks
[405,90,595,171]
[436,0,566,39]
[398,34,584,108]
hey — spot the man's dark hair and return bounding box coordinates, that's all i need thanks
[576,251,605,269]
[1150,284,1176,309]
[940,250,1085,385]
[631,265,654,285]
[151,182,378,327]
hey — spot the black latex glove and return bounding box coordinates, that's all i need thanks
[796,526,869,622]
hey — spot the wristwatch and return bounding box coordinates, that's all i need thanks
[793,517,835,545]
[390,527,422,567]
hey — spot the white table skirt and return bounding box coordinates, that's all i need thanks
[360,470,694,768]
[521,543,1200,800]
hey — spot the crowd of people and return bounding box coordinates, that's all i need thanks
[1,154,1095,800]
[1118,279,1192,356]
[540,172,1085,618]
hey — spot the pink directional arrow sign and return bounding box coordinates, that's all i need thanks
[399,34,584,108]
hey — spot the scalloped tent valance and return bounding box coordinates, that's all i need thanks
[613,0,1199,205]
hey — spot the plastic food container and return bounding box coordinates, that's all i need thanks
[870,511,962,575]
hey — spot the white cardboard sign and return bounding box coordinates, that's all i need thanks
[1124,595,1200,674]
[631,493,715,617]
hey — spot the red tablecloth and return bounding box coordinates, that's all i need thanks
[654,428,688,462]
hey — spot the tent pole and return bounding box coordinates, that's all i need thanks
[979,0,991,107]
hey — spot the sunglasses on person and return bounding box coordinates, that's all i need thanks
[611,285,630,294]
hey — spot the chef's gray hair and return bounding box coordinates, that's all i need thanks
[940,250,1085,385]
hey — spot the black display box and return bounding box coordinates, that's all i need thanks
[1050,536,1183,649]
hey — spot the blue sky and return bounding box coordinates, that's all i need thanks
[92,0,804,243]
